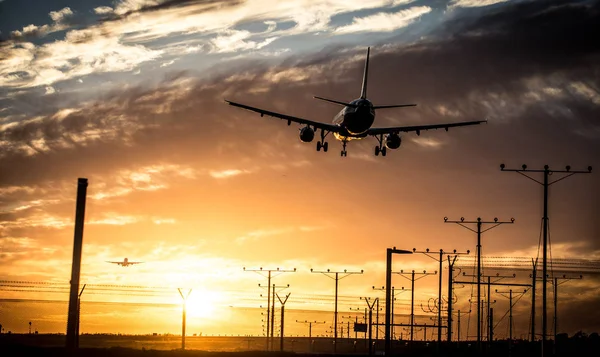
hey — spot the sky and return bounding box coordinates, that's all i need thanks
[0,0,599,340]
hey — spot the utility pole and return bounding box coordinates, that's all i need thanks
[396,269,437,343]
[374,285,409,341]
[500,163,592,357]
[553,275,583,342]
[296,320,325,352]
[66,178,88,350]
[311,268,364,353]
[531,258,538,343]
[244,267,296,350]
[496,289,527,356]
[462,272,516,343]
[269,284,289,350]
[412,248,469,344]
[277,293,290,352]
[384,247,413,356]
[361,297,379,356]
[446,255,462,343]
[444,216,514,352]
[178,288,192,350]
[75,284,86,348]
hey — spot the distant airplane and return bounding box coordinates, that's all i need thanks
[225,47,486,157]
[106,258,143,267]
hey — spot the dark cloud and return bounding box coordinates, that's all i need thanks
[97,0,245,22]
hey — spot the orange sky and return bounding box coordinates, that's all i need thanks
[1,0,600,339]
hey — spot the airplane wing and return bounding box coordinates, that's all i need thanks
[107,261,124,265]
[225,100,342,132]
[366,119,487,136]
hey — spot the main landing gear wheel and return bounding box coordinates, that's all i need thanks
[374,146,387,157]
[316,141,329,152]
[340,151,347,157]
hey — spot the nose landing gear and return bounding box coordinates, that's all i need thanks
[340,140,348,157]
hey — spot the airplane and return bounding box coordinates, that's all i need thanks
[106,258,143,267]
[225,47,486,157]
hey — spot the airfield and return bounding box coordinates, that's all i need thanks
[2,333,600,357]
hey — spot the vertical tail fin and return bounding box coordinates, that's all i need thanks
[360,47,370,99]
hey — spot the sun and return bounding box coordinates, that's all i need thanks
[182,290,221,319]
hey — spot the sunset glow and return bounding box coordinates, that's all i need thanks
[1,0,599,342]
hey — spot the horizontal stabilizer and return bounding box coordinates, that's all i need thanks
[314,96,358,108]
[373,104,417,109]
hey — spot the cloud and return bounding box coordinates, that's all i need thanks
[209,169,252,179]
[94,6,115,15]
[335,6,432,34]
[410,137,445,148]
[10,7,74,40]
[0,31,163,89]
[449,0,513,9]
[209,30,278,53]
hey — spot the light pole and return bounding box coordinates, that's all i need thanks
[500,164,592,357]
[311,268,363,353]
[443,216,514,351]
[384,247,413,356]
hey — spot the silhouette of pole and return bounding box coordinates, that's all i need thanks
[496,288,527,356]
[373,285,409,341]
[384,247,413,355]
[396,269,437,342]
[311,268,363,353]
[553,275,583,343]
[296,320,325,352]
[361,297,378,355]
[447,255,459,342]
[178,288,192,350]
[500,163,591,357]
[277,293,290,351]
[444,216,514,351]
[66,178,88,350]
[244,267,296,350]
[75,284,86,348]
[412,248,469,343]
[531,258,537,342]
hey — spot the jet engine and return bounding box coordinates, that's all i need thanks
[299,127,315,142]
[385,133,401,149]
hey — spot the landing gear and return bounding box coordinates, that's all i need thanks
[375,146,387,156]
[373,135,387,157]
[317,141,329,152]
[340,140,348,157]
[316,129,330,153]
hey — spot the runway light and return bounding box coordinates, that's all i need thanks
[566,165,571,171]
[494,217,498,222]
[426,248,430,253]
[467,250,471,254]
[444,217,448,222]
[500,163,505,170]
[453,249,457,253]
[588,166,593,172]
[522,164,527,170]
[460,217,464,222]
[511,218,515,222]
[544,165,549,170]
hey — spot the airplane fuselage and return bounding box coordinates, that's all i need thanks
[333,99,375,140]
